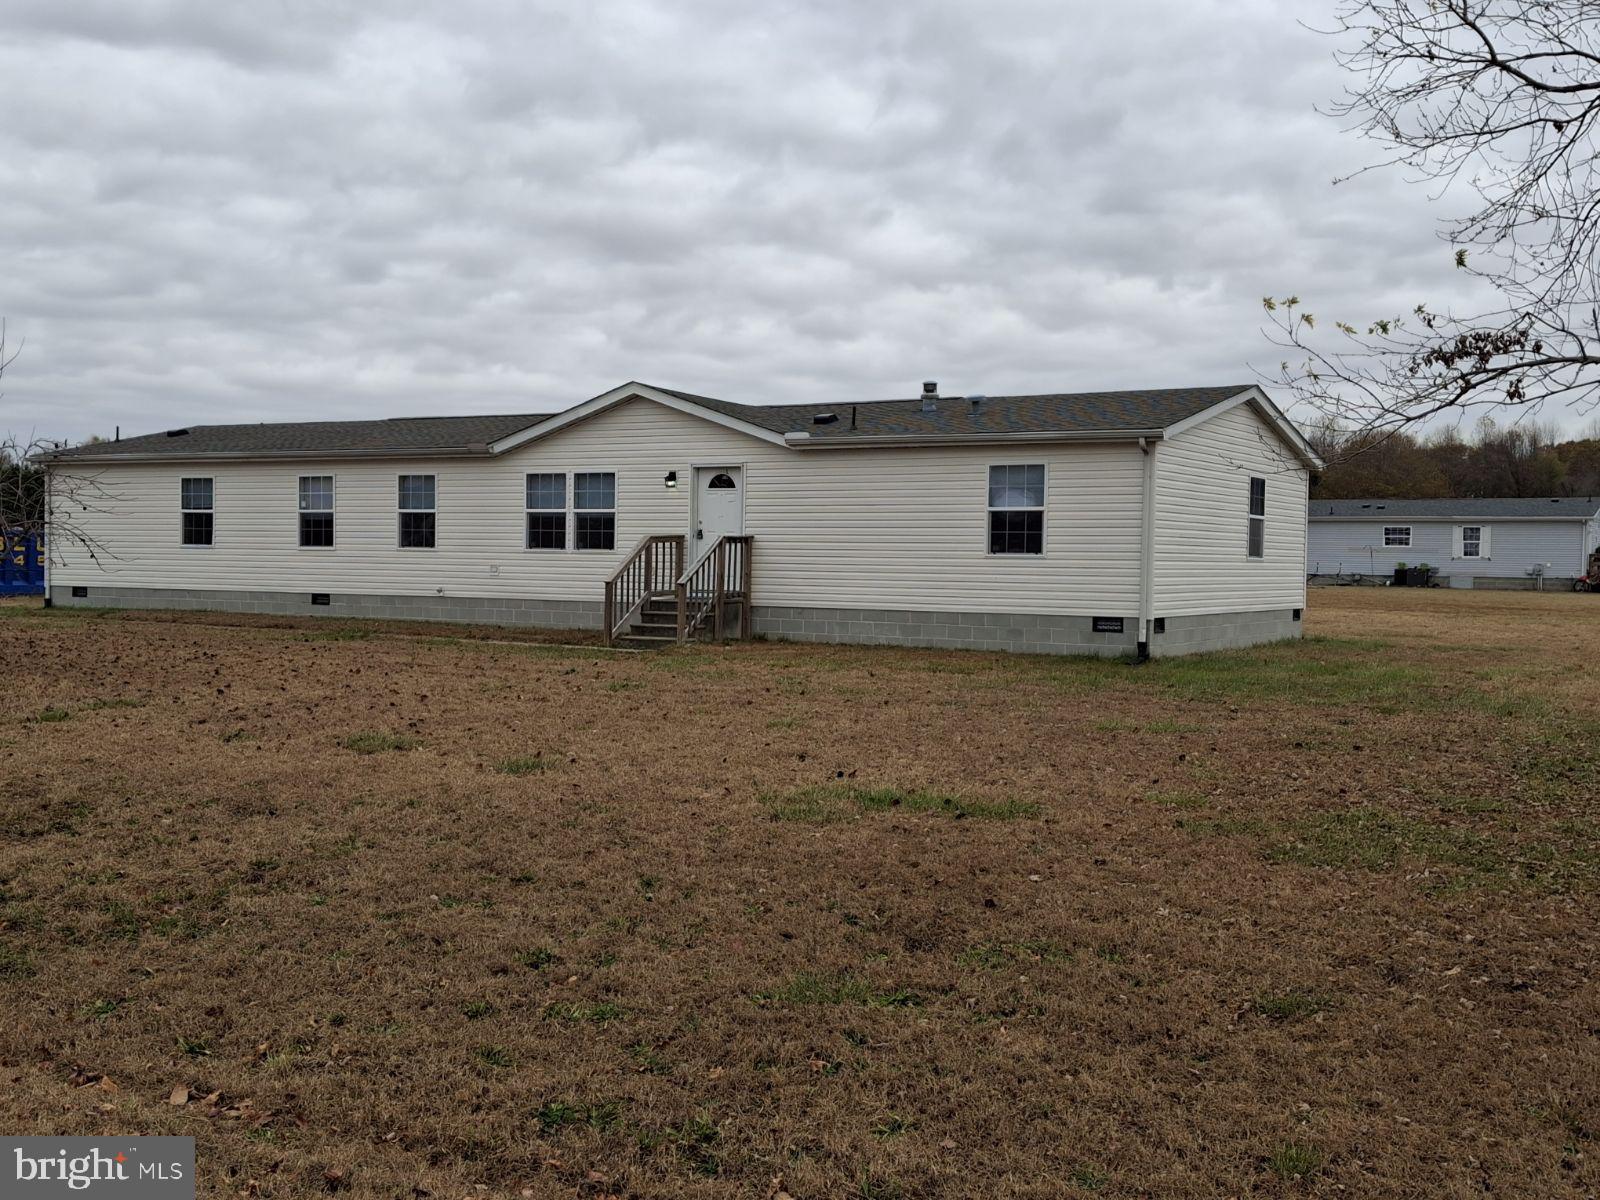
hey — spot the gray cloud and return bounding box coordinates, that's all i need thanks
[1,0,1528,444]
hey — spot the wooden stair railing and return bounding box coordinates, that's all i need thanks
[675,535,752,643]
[604,534,685,646]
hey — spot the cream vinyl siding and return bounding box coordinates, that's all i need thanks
[52,397,1148,615]
[1151,402,1309,617]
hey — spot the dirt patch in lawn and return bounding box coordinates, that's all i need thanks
[1,591,1597,1198]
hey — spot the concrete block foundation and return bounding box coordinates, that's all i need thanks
[50,586,1302,659]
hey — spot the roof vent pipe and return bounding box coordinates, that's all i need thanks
[921,381,938,412]
[967,394,984,413]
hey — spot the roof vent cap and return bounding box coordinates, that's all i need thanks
[966,394,985,412]
[921,380,938,412]
[812,412,838,425]
[165,428,191,438]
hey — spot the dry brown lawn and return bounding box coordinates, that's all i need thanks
[1,589,1597,1199]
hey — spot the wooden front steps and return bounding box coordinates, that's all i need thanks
[605,534,753,649]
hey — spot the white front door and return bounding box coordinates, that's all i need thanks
[695,467,743,551]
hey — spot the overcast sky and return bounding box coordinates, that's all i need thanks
[3,0,1533,445]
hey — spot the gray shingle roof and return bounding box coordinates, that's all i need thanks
[656,384,1251,440]
[1311,497,1600,520]
[46,413,549,460]
[43,381,1258,460]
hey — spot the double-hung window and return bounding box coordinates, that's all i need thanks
[1383,526,1411,548]
[525,473,567,550]
[573,472,616,551]
[1461,525,1483,558]
[180,478,214,547]
[1247,477,1266,558]
[299,476,335,548]
[398,475,436,548]
[988,465,1044,554]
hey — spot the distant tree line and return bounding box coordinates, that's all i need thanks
[1308,416,1600,500]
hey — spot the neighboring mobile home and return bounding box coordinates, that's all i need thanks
[40,381,1320,657]
[1308,497,1600,589]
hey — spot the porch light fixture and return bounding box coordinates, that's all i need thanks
[664,471,677,489]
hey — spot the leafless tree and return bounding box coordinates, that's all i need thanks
[1266,1,1600,434]
[0,321,120,567]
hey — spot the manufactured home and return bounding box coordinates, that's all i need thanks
[1309,497,1600,589]
[40,381,1320,657]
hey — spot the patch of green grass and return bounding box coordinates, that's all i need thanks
[1512,718,1600,804]
[1139,638,1431,711]
[1177,802,1596,891]
[0,943,36,980]
[660,1112,721,1178]
[1267,1141,1324,1180]
[82,697,146,712]
[462,1000,495,1020]
[1091,717,1139,732]
[35,706,71,723]
[762,784,1038,824]
[1252,990,1331,1021]
[536,1098,625,1133]
[543,1000,624,1024]
[753,971,923,1008]
[1269,806,1501,875]
[82,997,123,1020]
[855,1171,904,1200]
[342,731,417,754]
[516,947,558,970]
[871,1113,917,1139]
[1436,795,1505,814]
[1145,789,1208,810]
[495,755,552,775]
[304,627,373,642]
[176,1035,211,1058]
[1175,816,1274,838]
[100,900,142,942]
[627,1041,670,1075]
[1067,1165,1109,1191]
[474,1045,514,1069]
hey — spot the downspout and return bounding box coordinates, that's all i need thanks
[1136,437,1157,662]
[42,465,53,608]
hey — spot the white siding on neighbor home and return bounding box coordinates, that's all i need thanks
[53,397,1153,616]
[1151,402,1310,617]
[1307,518,1589,579]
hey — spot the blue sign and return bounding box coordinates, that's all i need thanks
[0,531,45,596]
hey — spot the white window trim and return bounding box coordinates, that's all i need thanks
[397,473,438,551]
[1460,524,1485,559]
[572,469,618,553]
[1246,476,1266,560]
[298,474,336,551]
[524,471,568,553]
[985,463,1047,557]
[1383,525,1412,548]
[180,476,214,548]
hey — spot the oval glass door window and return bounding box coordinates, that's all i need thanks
[708,473,737,489]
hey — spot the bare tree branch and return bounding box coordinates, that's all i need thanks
[1268,1,1600,434]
